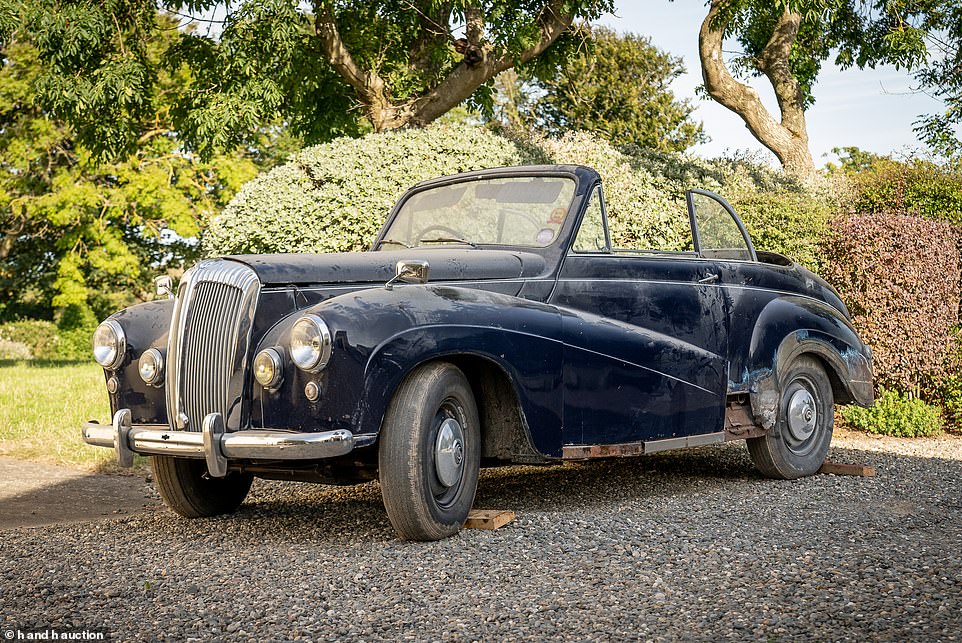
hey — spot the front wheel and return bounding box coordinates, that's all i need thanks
[379,362,480,541]
[151,456,253,518]
[747,355,834,479]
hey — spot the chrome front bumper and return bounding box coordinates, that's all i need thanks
[82,409,359,477]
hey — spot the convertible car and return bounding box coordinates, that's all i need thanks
[83,165,873,541]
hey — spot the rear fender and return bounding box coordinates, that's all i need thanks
[746,296,874,430]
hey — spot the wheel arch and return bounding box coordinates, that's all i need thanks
[444,354,544,463]
[353,311,564,458]
[362,350,546,464]
[745,296,874,430]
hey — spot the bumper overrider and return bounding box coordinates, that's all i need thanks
[82,409,365,477]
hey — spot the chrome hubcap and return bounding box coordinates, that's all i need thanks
[434,417,465,488]
[787,388,817,442]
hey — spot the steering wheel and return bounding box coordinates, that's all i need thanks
[416,225,465,240]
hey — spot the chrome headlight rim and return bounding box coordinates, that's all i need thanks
[92,320,126,370]
[138,348,165,386]
[253,347,285,389]
[289,314,332,373]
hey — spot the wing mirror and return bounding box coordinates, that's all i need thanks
[385,260,430,291]
[154,275,175,299]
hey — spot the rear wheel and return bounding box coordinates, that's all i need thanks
[379,362,480,541]
[151,456,253,518]
[747,355,834,479]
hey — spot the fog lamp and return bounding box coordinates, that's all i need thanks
[138,348,165,386]
[254,348,284,389]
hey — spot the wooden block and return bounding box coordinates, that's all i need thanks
[465,509,516,530]
[819,461,876,477]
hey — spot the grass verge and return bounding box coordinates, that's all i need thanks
[0,360,146,473]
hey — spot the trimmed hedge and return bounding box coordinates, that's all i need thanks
[203,123,830,266]
[203,124,538,255]
[821,213,961,398]
[0,320,60,359]
[0,307,97,361]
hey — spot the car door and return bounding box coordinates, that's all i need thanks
[549,185,731,446]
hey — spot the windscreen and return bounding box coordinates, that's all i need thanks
[378,176,576,249]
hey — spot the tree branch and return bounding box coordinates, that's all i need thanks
[756,6,806,136]
[313,3,393,126]
[409,0,575,125]
[698,0,814,176]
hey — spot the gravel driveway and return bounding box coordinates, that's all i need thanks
[2,431,960,641]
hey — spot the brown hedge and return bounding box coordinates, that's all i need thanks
[821,213,960,398]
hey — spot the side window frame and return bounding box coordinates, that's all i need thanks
[685,188,757,262]
[571,183,612,254]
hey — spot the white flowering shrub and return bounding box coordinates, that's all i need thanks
[204,123,832,268]
[203,123,537,255]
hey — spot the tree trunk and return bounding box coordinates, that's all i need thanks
[698,0,816,179]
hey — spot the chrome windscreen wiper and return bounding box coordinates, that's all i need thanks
[377,238,412,249]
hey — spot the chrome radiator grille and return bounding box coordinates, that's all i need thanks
[166,260,260,432]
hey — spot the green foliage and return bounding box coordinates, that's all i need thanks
[0,33,259,323]
[841,389,944,438]
[521,26,704,153]
[55,303,98,361]
[0,311,99,361]
[720,1,931,110]
[0,319,63,359]
[911,2,962,158]
[730,191,834,272]
[14,0,612,160]
[717,1,960,156]
[831,151,962,225]
[821,213,960,399]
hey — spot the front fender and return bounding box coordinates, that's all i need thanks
[348,286,564,456]
[745,296,874,429]
[254,285,564,455]
[358,321,564,456]
[107,299,175,424]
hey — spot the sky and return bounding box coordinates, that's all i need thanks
[597,1,948,167]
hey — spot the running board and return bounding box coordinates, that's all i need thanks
[562,432,726,460]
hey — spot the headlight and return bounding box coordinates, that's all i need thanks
[138,348,165,386]
[289,314,332,372]
[254,348,284,389]
[92,320,126,369]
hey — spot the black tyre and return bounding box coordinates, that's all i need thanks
[747,355,834,479]
[151,456,253,518]
[379,362,480,541]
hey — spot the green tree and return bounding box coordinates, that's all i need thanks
[528,26,704,152]
[697,0,935,178]
[912,2,962,158]
[7,0,613,161]
[0,23,259,325]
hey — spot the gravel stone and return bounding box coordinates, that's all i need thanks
[1,432,960,641]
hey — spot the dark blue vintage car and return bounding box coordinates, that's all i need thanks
[84,165,873,540]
